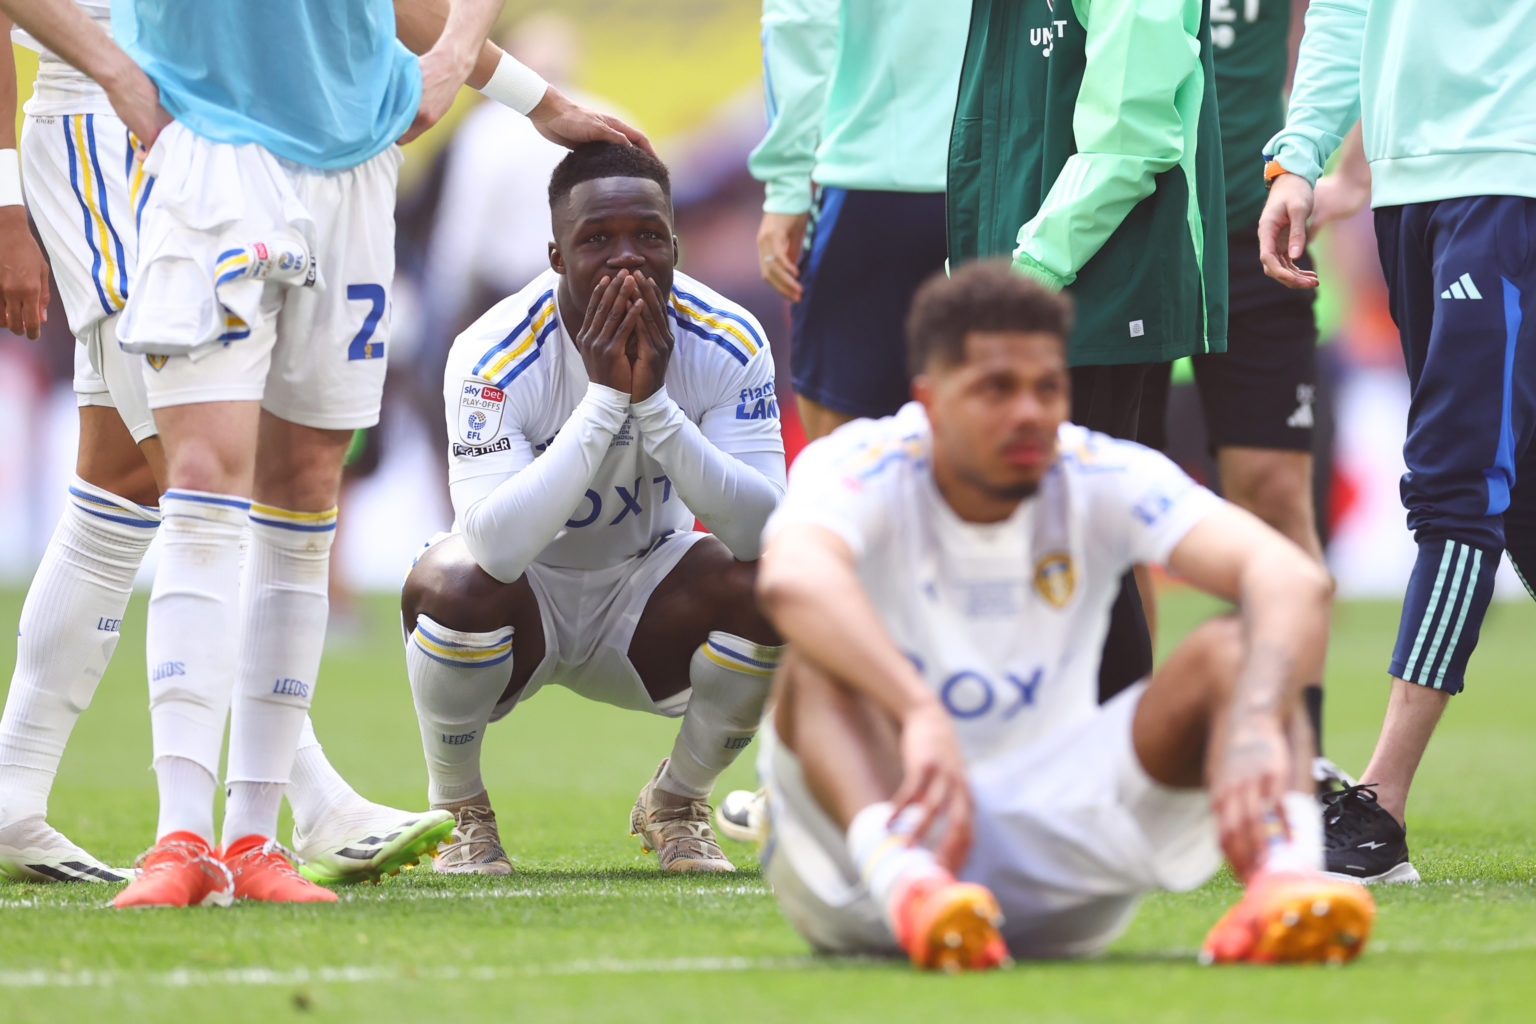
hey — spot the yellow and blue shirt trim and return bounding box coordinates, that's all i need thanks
[472,289,558,389]
[669,288,765,367]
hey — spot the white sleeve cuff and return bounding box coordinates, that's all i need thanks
[477,51,550,116]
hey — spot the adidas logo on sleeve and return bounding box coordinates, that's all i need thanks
[1440,273,1483,300]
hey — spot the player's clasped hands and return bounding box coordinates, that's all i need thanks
[576,269,675,402]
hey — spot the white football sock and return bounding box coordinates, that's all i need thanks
[287,715,369,837]
[656,632,781,800]
[0,479,158,824]
[222,505,336,846]
[1260,790,1325,876]
[154,755,218,842]
[146,489,250,844]
[846,801,949,930]
[405,614,514,806]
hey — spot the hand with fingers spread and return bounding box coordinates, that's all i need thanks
[575,270,641,395]
[890,701,974,872]
[629,274,675,402]
[1208,710,1291,881]
[0,206,51,340]
[1258,175,1320,290]
[757,211,808,302]
[530,87,654,156]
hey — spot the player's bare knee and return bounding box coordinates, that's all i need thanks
[1185,616,1245,706]
[1226,454,1314,543]
[403,542,518,636]
[78,455,159,508]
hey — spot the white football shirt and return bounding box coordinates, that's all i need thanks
[765,403,1221,766]
[11,3,116,117]
[443,267,783,571]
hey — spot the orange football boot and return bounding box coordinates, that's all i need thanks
[112,831,234,908]
[891,874,1011,972]
[1201,869,1375,964]
[221,835,339,903]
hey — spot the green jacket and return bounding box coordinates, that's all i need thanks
[948,0,1227,366]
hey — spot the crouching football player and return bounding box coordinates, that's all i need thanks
[403,144,785,873]
[755,263,1375,969]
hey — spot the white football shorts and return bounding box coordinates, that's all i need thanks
[124,121,401,430]
[20,112,156,442]
[489,529,708,721]
[759,683,1223,959]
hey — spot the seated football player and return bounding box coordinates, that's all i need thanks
[402,143,785,874]
[754,262,1376,969]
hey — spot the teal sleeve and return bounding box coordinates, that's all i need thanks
[1262,0,1367,186]
[1012,0,1202,290]
[747,0,839,216]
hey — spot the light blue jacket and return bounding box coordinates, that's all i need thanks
[1265,0,1536,206]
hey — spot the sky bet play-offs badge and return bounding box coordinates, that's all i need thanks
[459,379,506,445]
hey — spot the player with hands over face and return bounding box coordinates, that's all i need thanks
[403,143,786,876]
[755,263,1375,971]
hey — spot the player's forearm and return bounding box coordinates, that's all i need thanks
[406,0,504,83]
[758,532,938,722]
[1231,550,1332,723]
[746,0,838,215]
[393,0,505,90]
[1011,0,1196,288]
[1263,0,1367,186]
[631,389,786,561]
[0,0,140,98]
[460,384,629,583]
[1,12,19,150]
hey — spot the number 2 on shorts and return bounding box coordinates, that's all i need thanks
[346,283,387,361]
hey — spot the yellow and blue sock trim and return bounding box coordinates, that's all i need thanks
[249,503,337,534]
[411,618,514,669]
[700,633,782,678]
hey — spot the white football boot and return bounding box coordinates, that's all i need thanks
[630,759,734,872]
[715,787,768,845]
[0,816,133,883]
[293,803,454,886]
[431,799,513,876]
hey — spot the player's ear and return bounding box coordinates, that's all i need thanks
[912,373,933,412]
[549,241,565,275]
[670,234,680,267]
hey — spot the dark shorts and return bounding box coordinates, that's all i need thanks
[790,187,948,419]
[1186,229,1319,452]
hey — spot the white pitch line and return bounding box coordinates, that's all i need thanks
[0,883,772,910]
[0,956,842,990]
[4,937,1536,989]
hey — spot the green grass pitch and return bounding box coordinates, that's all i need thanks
[1,588,1532,1022]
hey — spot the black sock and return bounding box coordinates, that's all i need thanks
[1303,684,1324,757]
[1096,571,1153,703]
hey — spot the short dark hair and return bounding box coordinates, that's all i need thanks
[905,261,1074,376]
[548,142,671,208]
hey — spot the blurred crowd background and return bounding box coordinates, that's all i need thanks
[1,0,1525,605]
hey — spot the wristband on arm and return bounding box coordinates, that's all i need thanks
[476,52,550,116]
[0,149,22,208]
